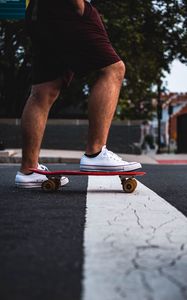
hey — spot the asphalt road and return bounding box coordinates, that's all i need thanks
[0,164,88,300]
[0,163,187,300]
[140,164,187,217]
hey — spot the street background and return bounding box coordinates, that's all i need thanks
[0,0,187,299]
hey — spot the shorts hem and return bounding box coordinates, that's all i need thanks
[77,56,122,76]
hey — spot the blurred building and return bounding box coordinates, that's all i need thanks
[163,93,187,152]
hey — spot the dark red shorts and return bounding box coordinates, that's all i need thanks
[26,1,121,87]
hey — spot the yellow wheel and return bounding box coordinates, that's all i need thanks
[42,179,57,192]
[131,178,137,189]
[122,178,137,193]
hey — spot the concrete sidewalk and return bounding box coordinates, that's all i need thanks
[0,148,187,164]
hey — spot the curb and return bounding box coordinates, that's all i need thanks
[0,157,80,164]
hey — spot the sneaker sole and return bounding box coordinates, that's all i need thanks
[80,163,142,172]
[15,177,69,189]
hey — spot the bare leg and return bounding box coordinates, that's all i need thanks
[86,60,125,154]
[21,79,62,173]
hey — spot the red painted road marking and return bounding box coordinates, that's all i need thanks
[157,160,187,164]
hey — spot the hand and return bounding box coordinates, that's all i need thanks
[70,0,85,16]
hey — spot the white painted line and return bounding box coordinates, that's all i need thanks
[82,176,187,300]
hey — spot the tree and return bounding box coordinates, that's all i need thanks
[93,0,187,119]
[0,20,31,117]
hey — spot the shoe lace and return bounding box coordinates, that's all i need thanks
[102,146,123,161]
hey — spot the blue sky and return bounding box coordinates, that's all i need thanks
[164,60,187,93]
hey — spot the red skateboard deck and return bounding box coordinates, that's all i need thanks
[30,169,145,177]
[30,168,145,193]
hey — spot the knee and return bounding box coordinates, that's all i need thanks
[102,60,126,84]
[30,82,61,107]
[115,60,126,81]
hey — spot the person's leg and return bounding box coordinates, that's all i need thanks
[20,79,62,174]
[86,60,125,155]
[80,59,141,171]
[69,3,142,171]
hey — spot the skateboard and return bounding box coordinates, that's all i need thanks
[30,168,146,193]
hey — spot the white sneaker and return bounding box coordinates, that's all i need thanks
[15,164,69,188]
[80,145,142,172]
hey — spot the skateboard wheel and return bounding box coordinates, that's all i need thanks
[131,178,137,189]
[54,178,61,190]
[42,179,57,192]
[122,178,137,193]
